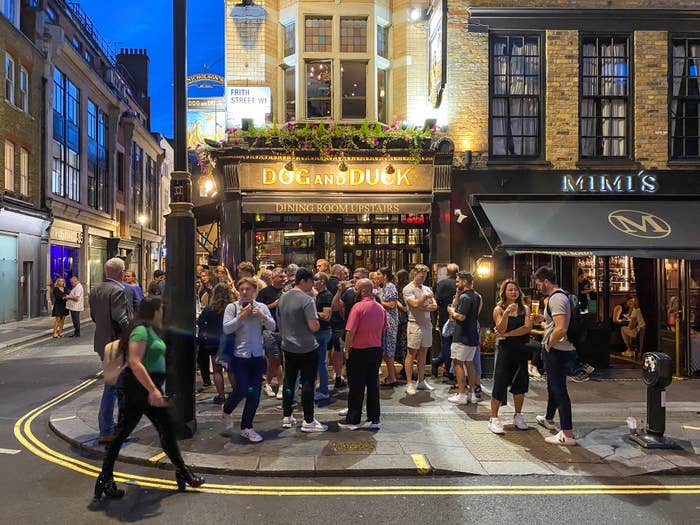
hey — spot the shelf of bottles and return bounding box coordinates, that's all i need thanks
[578,256,636,293]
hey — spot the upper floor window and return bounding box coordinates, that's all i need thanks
[1,0,17,27]
[340,18,367,53]
[670,38,700,159]
[283,22,295,57]
[377,25,389,59]
[580,35,631,158]
[341,62,366,118]
[3,140,13,192]
[284,67,295,121]
[4,53,15,105]
[45,6,57,23]
[19,148,28,195]
[18,67,28,112]
[306,60,332,118]
[305,16,332,52]
[52,68,80,201]
[489,34,543,158]
[133,144,143,216]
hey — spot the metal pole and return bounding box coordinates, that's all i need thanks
[140,223,144,285]
[165,0,197,438]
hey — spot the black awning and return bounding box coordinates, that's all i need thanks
[469,197,700,259]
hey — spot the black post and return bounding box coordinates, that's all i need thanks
[165,0,197,438]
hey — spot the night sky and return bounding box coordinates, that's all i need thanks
[81,0,225,138]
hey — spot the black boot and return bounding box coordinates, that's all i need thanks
[175,466,205,492]
[90,473,125,507]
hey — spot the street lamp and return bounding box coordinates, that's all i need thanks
[137,214,147,285]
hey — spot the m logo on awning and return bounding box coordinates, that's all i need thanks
[608,210,672,239]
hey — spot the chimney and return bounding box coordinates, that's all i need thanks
[116,48,152,128]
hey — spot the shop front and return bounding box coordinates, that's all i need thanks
[49,218,84,286]
[455,169,700,377]
[208,146,454,274]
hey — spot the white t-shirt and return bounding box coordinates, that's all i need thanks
[403,281,433,326]
[66,283,84,312]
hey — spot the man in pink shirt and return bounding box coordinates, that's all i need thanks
[338,278,387,430]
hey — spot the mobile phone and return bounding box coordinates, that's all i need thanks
[241,302,251,308]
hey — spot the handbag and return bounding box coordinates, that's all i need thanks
[103,339,126,385]
[442,318,456,337]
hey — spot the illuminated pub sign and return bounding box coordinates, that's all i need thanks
[238,162,434,193]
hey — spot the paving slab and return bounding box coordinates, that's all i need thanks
[481,461,554,476]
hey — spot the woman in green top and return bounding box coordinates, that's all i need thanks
[91,297,204,506]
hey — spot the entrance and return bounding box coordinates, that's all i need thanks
[21,261,32,319]
[247,213,429,271]
[0,234,18,322]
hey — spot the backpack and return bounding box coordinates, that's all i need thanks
[546,290,584,347]
[103,339,127,385]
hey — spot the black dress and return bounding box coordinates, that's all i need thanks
[52,287,68,317]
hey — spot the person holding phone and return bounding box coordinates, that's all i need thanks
[91,297,204,507]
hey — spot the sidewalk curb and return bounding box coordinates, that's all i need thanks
[0,318,93,352]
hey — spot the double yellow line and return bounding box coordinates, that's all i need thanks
[13,375,700,496]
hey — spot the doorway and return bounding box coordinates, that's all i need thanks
[21,261,32,318]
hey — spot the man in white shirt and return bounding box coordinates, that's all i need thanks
[66,276,85,338]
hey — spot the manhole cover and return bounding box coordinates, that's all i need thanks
[329,441,376,453]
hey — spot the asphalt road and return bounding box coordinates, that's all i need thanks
[1,326,698,524]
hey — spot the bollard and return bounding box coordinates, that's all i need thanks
[628,352,681,450]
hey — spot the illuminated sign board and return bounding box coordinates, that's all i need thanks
[226,86,271,128]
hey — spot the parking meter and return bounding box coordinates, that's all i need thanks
[629,352,681,450]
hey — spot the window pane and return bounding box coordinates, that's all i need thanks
[284,68,295,122]
[305,16,332,52]
[377,68,387,123]
[341,62,366,119]
[670,38,700,159]
[340,18,367,53]
[283,22,295,57]
[306,61,332,118]
[377,25,389,59]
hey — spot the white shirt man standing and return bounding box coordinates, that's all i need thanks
[402,264,438,395]
[66,276,85,338]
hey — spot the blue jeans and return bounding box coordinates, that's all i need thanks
[473,346,482,379]
[224,356,266,429]
[542,348,575,431]
[435,336,453,374]
[315,328,332,395]
[99,382,118,437]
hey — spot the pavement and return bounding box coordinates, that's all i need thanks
[0,311,93,353]
[49,365,700,478]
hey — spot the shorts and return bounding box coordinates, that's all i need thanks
[491,341,529,404]
[330,328,345,352]
[451,342,478,362]
[407,322,433,350]
[263,330,282,360]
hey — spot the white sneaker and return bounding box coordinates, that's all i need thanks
[416,379,434,391]
[222,410,234,431]
[263,383,275,397]
[488,417,505,435]
[301,419,328,433]
[365,421,381,430]
[513,413,529,430]
[536,415,560,432]
[406,383,417,395]
[337,420,362,430]
[448,392,467,405]
[314,391,331,401]
[240,428,263,443]
[468,393,479,404]
[338,407,349,416]
[544,430,578,446]
[276,390,283,400]
[282,415,297,428]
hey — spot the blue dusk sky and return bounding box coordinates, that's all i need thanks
[81,0,226,137]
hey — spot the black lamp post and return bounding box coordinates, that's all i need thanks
[165,0,197,438]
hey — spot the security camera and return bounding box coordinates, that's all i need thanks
[454,208,468,224]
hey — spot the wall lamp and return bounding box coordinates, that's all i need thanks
[475,255,494,279]
[462,150,473,166]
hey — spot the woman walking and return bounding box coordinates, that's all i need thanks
[221,277,276,442]
[197,283,233,403]
[91,297,204,506]
[395,269,410,380]
[378,267,399,387]
[52,277,68,338]
[488,280,533,434]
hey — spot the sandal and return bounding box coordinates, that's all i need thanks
[381,378,398,388]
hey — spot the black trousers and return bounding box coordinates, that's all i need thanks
[70,310,80,335]
[197,343,212,384]
[346,347,382,425]
[100,369,184,477]
[282,350,318,423]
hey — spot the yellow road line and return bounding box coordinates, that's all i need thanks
[682,425,700,431]
[148,452,167,463]
[13,374,700,496]
[50,415,77,422]
[411,454,431,475]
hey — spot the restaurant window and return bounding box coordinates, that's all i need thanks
[489,34,542,158]
[580,35,631,158]
[341,62,366,119]
[5,53,15,105]
[305,16,332,52]
[377,68,388,123]
[340,17,367,53]
[670,38,700,159]
[4,140,13,191]
[284,67,295,121]
[18,67,28,112]
[19,147,28,195]
[377,25,389,59]
[283,22,295,57]
[306,60,332,118]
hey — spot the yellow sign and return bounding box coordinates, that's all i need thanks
[238,162,433,193]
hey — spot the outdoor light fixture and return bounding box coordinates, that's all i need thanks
[463,150,473,166]
[475,256,494,279]
[137,214,147,226]
[409,7,425,21]
[385,162,395,175]
[284,160,295,171]
[338,160,348,173]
